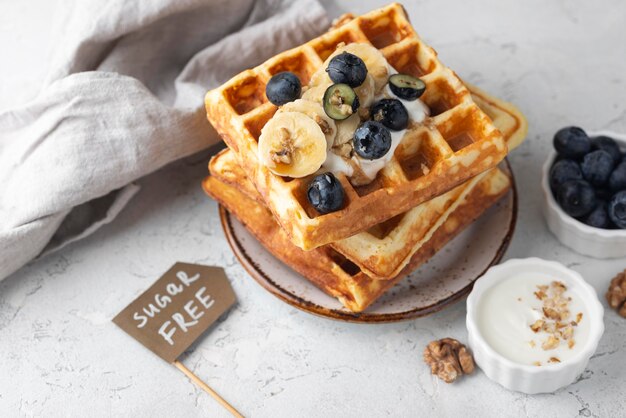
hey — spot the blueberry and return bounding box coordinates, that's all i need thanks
[608,191,626,228]
[591,136,622,164]
[581,150,615,187]
[596,188,614,201]
[549,159,582,191]
[307,173,345,214]
[353,121,392,160]
[326,52,367,88]
[582,201,611,229]
[388,74,426,101]
[553,127,591,159]
[265,72,301,106]
[370,99,409,131]
[609,161,626,191]
[556,180,597,218]
[323,84,359,120]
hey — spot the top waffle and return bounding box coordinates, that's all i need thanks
[208,84,526,281]
[205,3,507,250]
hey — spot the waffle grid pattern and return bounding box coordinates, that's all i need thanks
[203,163,510,312]
[204,83,528,311]
[205,3,507,250]
[208,85,526,283]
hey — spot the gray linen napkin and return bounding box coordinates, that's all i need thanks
[0,0,329,281]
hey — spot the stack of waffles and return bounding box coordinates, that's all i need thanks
[203,3,528,312]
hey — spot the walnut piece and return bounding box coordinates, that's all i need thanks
[542,335,560,350]
[423,338,475,383]
[270,128,294,165]
[606,269,626,318]
[529,281,578,352]
[314,114,333,135]
[543,306,562,321]
[328,91,353,117]
[534,289,547,301]
[332,143,352,159]
[530,319,544,333]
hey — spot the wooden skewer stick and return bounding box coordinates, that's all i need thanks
[173,360,244,418]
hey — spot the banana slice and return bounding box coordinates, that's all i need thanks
[278,99,336,150]
[334,113,360,146]
[309,43,390,93]
[258,112,327,178]
[308,66,331,88]
[301,83,328,102]
[354,73,375,109]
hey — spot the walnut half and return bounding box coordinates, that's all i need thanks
[423,338,475,383]
[606,269,626,318]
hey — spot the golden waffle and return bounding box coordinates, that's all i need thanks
[467,83,527,151]
[209,86,526,280]
[325,84,527,279]
[203,166,510,313]
[205,3,507,250]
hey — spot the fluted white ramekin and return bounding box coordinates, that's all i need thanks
[542,130,626,258]
[466,258,604,394]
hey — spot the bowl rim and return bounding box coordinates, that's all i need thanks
[466,257,605,374]
[541,129,626,238]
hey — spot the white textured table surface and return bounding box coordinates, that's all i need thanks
[2,1,626,417]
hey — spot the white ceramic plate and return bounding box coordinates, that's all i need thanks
[221,163,518,323]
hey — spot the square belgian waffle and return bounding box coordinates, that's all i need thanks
[205,3,507,250]
[204,85,526,311]
[325,83,528,279]
[203,164,510,313]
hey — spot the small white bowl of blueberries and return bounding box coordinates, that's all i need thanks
[542,127,626,258]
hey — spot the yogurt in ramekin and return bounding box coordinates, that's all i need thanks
[467,258,604,394]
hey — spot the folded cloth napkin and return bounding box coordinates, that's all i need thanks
[0,0,329,281]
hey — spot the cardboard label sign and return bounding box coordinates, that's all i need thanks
[113,262,236,363]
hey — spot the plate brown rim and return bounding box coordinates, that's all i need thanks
[219,160,518,323]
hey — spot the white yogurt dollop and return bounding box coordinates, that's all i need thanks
[477,273,590,366]
[356,129,405,180]
[321,61,430,182]
[349,88,429,181]
[323,151,354,177]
